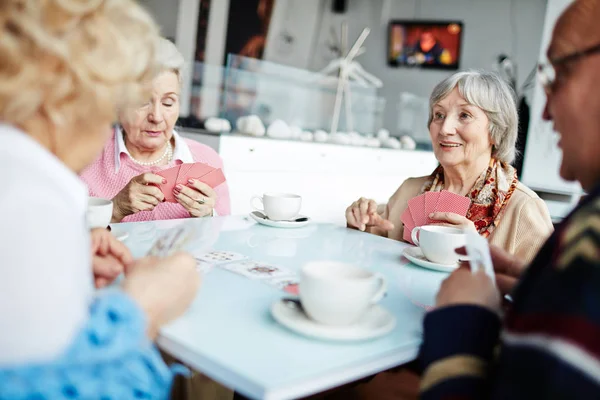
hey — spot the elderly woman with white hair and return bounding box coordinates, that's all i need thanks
[81,38,231,222]
[346,70,553,263]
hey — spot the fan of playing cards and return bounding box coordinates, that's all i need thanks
[401,190,471,244]
[154,162,226,202]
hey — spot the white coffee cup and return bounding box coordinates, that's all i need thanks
[251,192,301,221]
[411,225,466,265]
[299,261,387,326]
[87,197,113,228]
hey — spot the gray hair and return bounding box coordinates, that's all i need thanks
[428,70,518,163]
[155,37,185,83]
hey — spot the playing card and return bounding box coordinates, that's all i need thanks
[176,163,194,185]
[147,224,196,257]
[196,250,247,265]
[424,192,440,224]
[222,260,294,280]
[407,194,427,226]
[155,166,180,202]
[198,168,226,189]
[195,260,214,274]
[187,163,214,181]
[402,225,414,245]
[434,190,471,216]
[400,207,415,232]
[264,276,299,295]
[464,230,495,282]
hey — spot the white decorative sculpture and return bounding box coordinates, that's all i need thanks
[382,137,401,149]
[400,135,417,150]
[204,117,232,133]
[314,130,329,143]
[299,131,314,142]
[377,128,390,141]
[236,115,266,136]
[317,26,382,136]
[266,119,292,139]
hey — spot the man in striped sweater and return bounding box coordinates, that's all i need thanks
[419,1,600,398]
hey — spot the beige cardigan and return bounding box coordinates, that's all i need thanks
[369,176,554,264]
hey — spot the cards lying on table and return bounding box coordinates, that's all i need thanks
[154,162,226,202]
[464,230,495,282]
[401,190,471,245]
[193,249,299,294]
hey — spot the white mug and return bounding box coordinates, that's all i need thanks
[87,197,113,228]
[299,261,387,326]
[411,225,466,265]
[251,192,301,221]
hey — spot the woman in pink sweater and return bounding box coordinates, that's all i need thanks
[81,38,231,223]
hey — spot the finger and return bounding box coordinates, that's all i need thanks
[175,189,212,216]
[136,173,166,186]
[139,185,165,202]
[95,277,111,289]
[496,274,518,295]
[346,206,359,228]
[93,255,124,279]
[187,179,216,199]
[358,199,369,220]
[133,198,158,212]
[429,212,466,225]
[352,207,365,231]
[106,235,134,266]
[175,184,215,206]
[372,214,395,231]
[367,200,378,215]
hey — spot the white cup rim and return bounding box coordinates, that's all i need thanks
[302,261,374,282]
[88,197,112,207]
[263,192,301,199]
[420,225,464,235]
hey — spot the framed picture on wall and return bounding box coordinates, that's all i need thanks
[388,20,463,70]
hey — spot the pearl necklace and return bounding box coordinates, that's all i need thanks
[129,141,173,166]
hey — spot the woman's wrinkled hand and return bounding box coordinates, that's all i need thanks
[121,252,200,339]
[174,179,217,218]
[345,197,394,232]
[91,228,133,288]
[112,173,165,222]
[429,211,476,231]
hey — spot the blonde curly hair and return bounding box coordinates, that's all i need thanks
[0,0,160,128]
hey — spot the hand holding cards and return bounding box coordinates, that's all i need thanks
[154,162,226,202]
[401,190,471,244]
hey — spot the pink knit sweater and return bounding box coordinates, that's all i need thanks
[80,131,231,222]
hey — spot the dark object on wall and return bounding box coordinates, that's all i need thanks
[513,96,530,179]
[388,20,463,70]
[332,0,347,13]
[223,0,276,65]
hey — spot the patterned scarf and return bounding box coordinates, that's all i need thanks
[420,159,519,238]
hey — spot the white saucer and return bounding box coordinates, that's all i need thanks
[249,211,310,229]
[402,247,458,273]
[271,300,396,341]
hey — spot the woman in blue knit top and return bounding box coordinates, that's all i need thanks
[0,1,200,398]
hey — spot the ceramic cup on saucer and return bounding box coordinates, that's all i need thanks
[299,261,387,326]
[87,197,113,228]
[411,225,466,265]
[250,192,302,221]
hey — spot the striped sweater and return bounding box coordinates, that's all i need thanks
[419,183,600,399]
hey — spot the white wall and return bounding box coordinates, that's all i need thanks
[266,0,547,135]
[139,0,180,40]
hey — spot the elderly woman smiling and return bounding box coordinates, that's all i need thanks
[81,38,230,222]
[346,70,553,263]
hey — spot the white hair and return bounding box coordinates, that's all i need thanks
[155,37,185,83]
[428,70,519,163]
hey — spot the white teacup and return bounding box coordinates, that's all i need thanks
[299,261,387,326]
[87,197,113,228]
[411,225,466,265]
[251,192,301,221]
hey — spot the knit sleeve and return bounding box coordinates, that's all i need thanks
[0,289,183,399]
[419,305,501,399]
[512,197,554,264]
